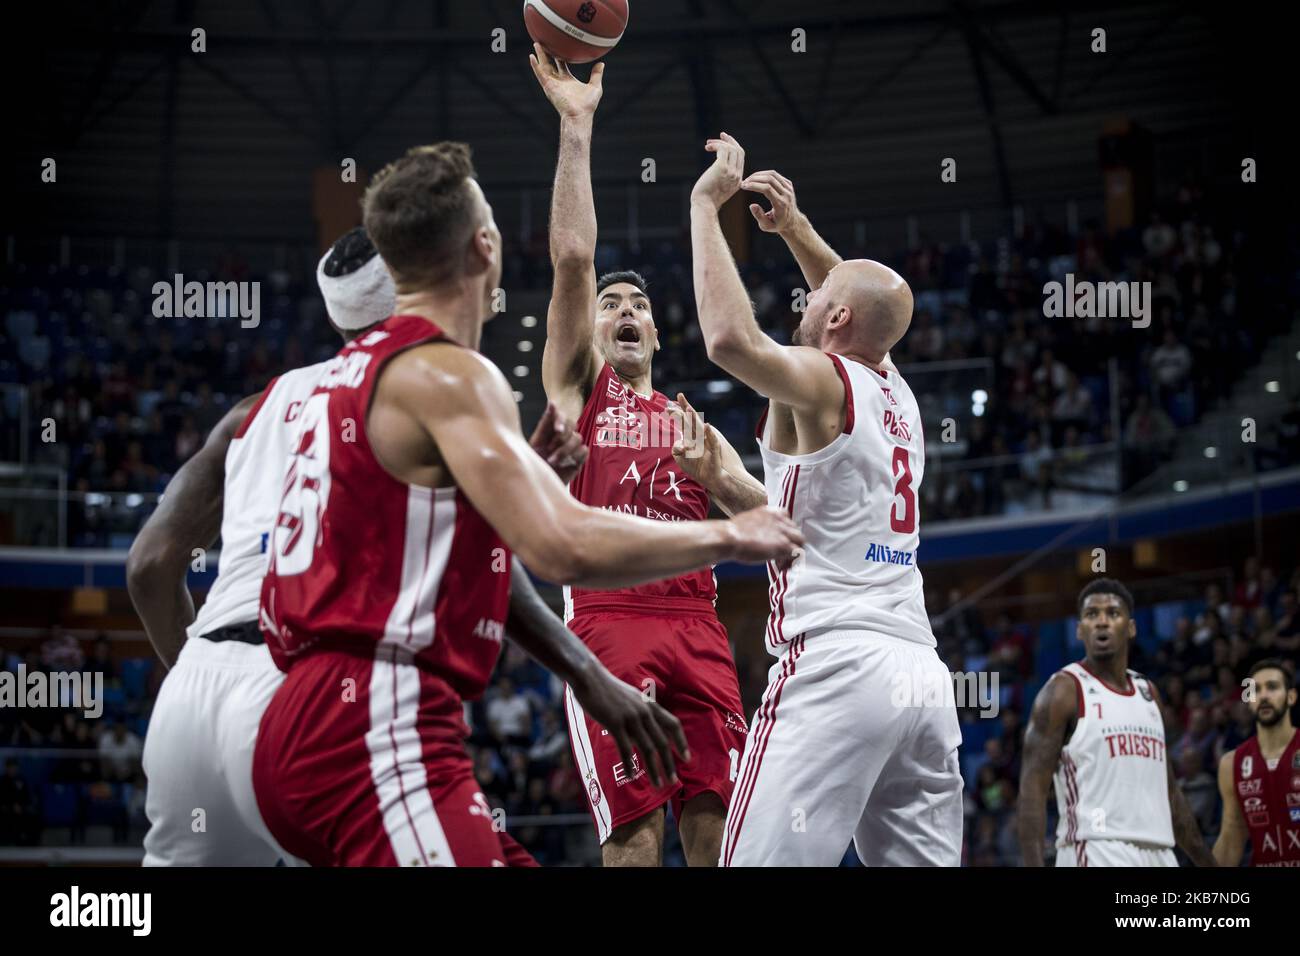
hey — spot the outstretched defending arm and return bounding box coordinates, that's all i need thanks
[688,134,844,413]
[379,343,803,588]
[532,44,605,422]
[126,394,258,668]
[1016,673,1077,866]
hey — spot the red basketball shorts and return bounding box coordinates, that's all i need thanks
[252,646,521,867]
[563,601,749,843]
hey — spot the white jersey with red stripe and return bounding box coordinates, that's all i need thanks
[756,353,933,655]
[1053,661,1174,848]
[258,314,512,701]
[187,361,330,641]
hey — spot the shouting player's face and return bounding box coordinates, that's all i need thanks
[1249,667,1296,728]
[1077,593,1136,662]
[595,282,658,378]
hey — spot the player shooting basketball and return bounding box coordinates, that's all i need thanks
[687,133,964,866]
[529,45,767,867]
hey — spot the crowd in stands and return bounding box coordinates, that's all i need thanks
[0,634,151,847]
[2,176,1292,548]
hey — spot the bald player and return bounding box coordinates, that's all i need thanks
[688,134,963,866]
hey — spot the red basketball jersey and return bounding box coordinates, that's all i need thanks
[1232,730,1300,866]
[565,362,715,616]
[258,314,511,700]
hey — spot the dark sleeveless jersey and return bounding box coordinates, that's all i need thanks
[1231,729,1300,866]
[564,362,716,617]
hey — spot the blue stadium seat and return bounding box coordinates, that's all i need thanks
[18,754,51,789]
[1152,600,1186,641]
[119,658,153,701]
[40,782,80,827]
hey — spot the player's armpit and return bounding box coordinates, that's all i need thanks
[708,335,846,415]
[1015,673,1077,866]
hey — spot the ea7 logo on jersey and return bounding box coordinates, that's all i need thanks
[1238,778,1263,796]
[472,618,504,642]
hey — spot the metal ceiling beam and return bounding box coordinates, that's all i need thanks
[722,0,815,138]
[955,4,1015,212]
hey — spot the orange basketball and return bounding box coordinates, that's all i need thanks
[523,0,629,64]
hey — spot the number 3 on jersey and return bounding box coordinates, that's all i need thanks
[890,446,916,534]
[270,392,333,576]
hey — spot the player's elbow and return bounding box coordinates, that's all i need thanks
[550,234,594,271]
[125,532,180,600]
[703,328,749,366]
[513,530,595,588]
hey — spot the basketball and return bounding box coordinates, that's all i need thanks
[524,0,629,64]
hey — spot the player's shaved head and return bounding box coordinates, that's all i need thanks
[796,259,913,361]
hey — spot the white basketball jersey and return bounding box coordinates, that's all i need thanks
[1053,661,1174,848]
[756,354,933,654]
[187,362,329,640]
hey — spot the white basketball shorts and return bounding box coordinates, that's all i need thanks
[143,635,296,866]
[721,630,964,866]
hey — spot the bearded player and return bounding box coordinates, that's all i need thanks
[1018,578,1216,866]
[1214,658,1300,866]
[688,133,963,866]
[251,143,802,867]
[529,48,769,867]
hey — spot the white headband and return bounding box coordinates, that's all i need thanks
[316,247,397,331]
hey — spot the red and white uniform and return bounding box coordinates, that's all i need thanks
[1053,662,1176,867]
[722,354,963,866]
[253,314,517,867]
[143,362,326,866]
[1230,729,1300,866]
[563,362,747,843]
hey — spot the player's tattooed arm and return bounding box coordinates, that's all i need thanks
[689,134,845,414]
[1212,751,1248,866]
[531,42,605,422]
[743,170,842,292]
[379,344,803,587]
[1016,673,1077,866]
[505,557,688,787]
[125,394,257,669]
[670,392,767,517]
